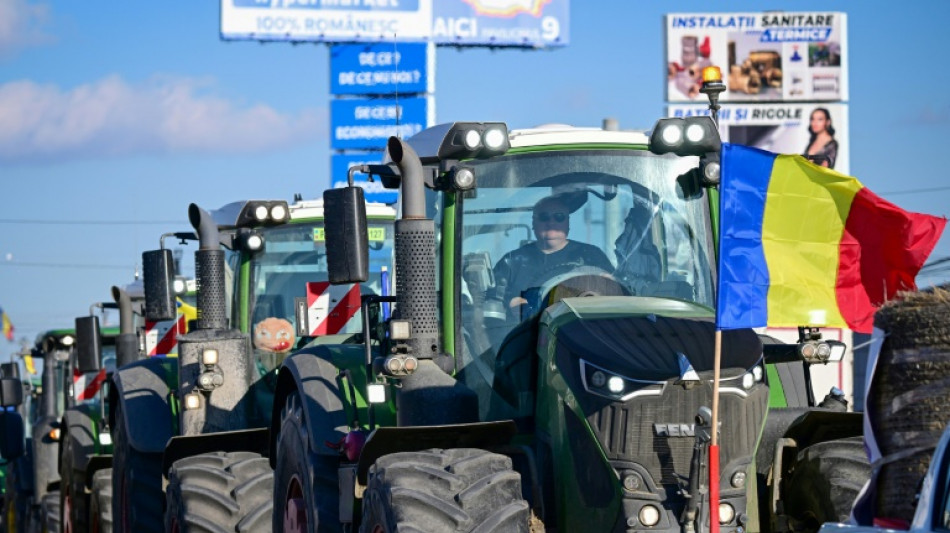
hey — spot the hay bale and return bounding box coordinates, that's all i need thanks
[870,286,950,521]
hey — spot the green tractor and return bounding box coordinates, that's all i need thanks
[267,116,867,533]
[58,289,146,533]
[109,199,395,533]
[1,363,27,533]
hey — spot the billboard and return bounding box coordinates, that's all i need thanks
[668,103,850,174]
[330,96,430,150]
[221,0,432,42]
[221,0,569,48]
[330,42,430,95]
[432,0,569,47]
[666,12,847,102]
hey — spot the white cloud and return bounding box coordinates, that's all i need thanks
[0,75,325,163]
[0,0,51,57]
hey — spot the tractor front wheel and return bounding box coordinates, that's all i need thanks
[111,401,163,533]
[60,432,88,533]
[782,436,870,533]
[273,391,340,533]
[164,451,273,533]
[90,468,113,533]
[360,448,529,533]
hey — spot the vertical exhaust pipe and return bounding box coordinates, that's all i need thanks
[386,136,477,426]
[111,286,140,368]
[189,204,227,331]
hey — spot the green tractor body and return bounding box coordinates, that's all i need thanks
[269,121,867,533]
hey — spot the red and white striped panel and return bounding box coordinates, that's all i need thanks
[144,314,186,357]
[306,282,362,336]
[73,367,107,401]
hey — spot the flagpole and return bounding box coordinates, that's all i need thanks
[700,66,726,533]
[710,330,722,533]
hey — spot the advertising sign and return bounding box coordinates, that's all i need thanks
[432,0,569,47]
[331,96,429,150]
[330,153,398,204]
[220,0,432,43]
[666,12,848,102]
[331,42,430,95]
[668,103,850,174]
[221,0,569,48]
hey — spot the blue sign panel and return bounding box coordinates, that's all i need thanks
[432,0,569,48]
[330,96,428,150]
[331,43,429,95]
[331,153,398,205]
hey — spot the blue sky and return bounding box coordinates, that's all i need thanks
[2,0,949,357]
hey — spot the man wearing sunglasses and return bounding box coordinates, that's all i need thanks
[490,193,614,315]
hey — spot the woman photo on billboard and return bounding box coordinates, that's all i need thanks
[803,107,838,168]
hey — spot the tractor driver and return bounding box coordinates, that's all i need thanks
[489,193,614,316]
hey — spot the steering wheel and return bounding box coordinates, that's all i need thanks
[519,265,627,319]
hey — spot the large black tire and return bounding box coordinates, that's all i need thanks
[60,432,88,533]
[359,448,529,533]
[273,391,340,533]
[90,469,113,533]
[111,401,163,533]
[782,436,870,532]
[164,451,273,533]
[41,491,60,533]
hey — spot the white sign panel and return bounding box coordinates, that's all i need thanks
[221,0,433,43]
[669,103,850,175]
[666,12,848,102]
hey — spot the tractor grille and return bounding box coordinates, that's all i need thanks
[584,379,767,487]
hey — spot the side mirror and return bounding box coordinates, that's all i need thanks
[74,315,102,374]
[142,249,177,321]
[0,362,19,379]
[0,377,23,407]
[323,187,369,284]
[0,411,25,460]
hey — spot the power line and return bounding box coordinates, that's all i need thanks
[0,218,180,226]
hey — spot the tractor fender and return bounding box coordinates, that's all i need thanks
[270,346,355,465]
[108,356,177,454]
[61,405,97,473]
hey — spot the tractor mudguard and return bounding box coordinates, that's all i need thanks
[83,455,112,490]
[108,356,177,454]
[161,428,268,476]
[756,408,863,475]
[61,404,98,473]
[270,345,363,462]
[31,415,60,502]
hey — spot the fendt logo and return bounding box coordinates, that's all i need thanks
[653,423,696,437]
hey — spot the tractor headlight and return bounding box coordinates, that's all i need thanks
[253,205,269,221]
[719,502,736,524]
[661,123,683,146]
[462,129,482,151]
[751,365,763,382]
[173,277,187,295]
[639,505,661,527]
[451,167,476,191]
[741,372,755,390]
[483,127,507,150]
[270,204,288,222]
[201,349,218,366]
[580,359,664,402]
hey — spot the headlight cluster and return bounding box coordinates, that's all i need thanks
[437,122,510,160]
[800,340,847,364]
[237,201,290,227]
[649,116,721,157]
[580,359,663,402]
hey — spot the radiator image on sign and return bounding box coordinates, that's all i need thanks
[305,282,362,336]
[144,314,186,357]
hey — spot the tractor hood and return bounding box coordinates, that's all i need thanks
[544,296,762,381]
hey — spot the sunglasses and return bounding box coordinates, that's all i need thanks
[535,212,568,223]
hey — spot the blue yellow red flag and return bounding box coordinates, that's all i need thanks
[1,307,13,341]
[717,143,946,334]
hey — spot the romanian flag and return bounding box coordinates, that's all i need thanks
[716,144,946,334]
[1,307,13,341]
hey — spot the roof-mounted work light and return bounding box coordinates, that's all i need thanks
[649,116,721,157]
[234,201,290,227]
[407,122,510,162]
